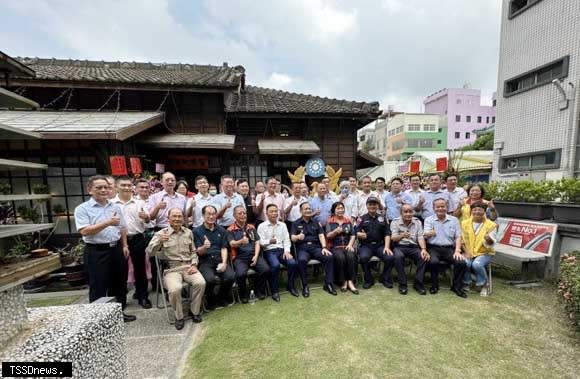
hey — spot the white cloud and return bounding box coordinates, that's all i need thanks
[0,0,502,113]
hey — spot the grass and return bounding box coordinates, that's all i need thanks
[183,280,580,379]
[26,295,83,308]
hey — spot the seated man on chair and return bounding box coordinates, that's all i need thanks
[461,202,496,297]
[389,204,430,295]
[257,204,298,301]
[146,208,205,330]
[194,205,236,310]
[228,205,270,303]
[291,202,336,297]
[424,198,467,298]
[356,196,394,289]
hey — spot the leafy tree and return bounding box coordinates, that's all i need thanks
[462,132,493,151]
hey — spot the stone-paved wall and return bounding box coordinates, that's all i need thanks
[0,303,127,379]
[0,286,28,345]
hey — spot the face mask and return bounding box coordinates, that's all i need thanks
[341,188,349,196]
[209,189,217,196]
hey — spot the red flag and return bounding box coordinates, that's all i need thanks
[410,161,420,173]
[110,156,128,176]
[130,157,142,175]
[436,157,448,172]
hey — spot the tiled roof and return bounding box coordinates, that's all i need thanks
[226,85,380,116]
[14,57,245,89]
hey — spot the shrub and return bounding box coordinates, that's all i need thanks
[559,251,580,329]
[493,180,558,203]
[555,178,580,204]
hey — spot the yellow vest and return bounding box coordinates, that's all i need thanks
[461,217,497,257]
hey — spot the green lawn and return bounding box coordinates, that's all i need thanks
[183,281,580,378]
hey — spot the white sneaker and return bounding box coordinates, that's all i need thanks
[480,287,489,297]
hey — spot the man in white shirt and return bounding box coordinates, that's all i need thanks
[192,175,214,228]
[444,173,467,214]
[284,182,308,227]
[405,174,425,219]
[147,172,187,229]
[336,180,361,219]
[113,177,152,309]
[358,175,384,216]
[257,204,299,298]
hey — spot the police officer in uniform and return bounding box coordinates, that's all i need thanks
[74,175,136,322]
[228,206,270,303]
[291,202,337,297]
[356,196,395,289]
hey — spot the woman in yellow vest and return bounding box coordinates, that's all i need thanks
[461,203,497,296]
[455,184,498,222]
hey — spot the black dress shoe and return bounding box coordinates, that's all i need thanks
[241,297,249,304]
[429,286,439,295]
[413,284,427,295]
[349,288,360,295]
[324,284,337,296]
[192,314,202,323]
[272,293,281,302]
[123,313,136,323]
[257,293,266,300]
[381,281,394,289]
[451,287,468,298]
[302,285,310,298]
[288,288,299,297]
[175,318,185,330]
[399,286,408,295]
[139,299,152,309]
[363,281,374,289]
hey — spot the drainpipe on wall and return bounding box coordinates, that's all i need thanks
[566,80,579,177]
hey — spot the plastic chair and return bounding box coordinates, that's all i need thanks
[154,255,192,324]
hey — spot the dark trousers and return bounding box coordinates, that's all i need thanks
[199,255,235,304]
[427,245,467,290]
[263,248,298,294]
[297,244,334,286]
[359,243,395,284]
[332,247,356,284]
[84,243,127,309]
[128,234,148,301]
[393,244,427,287]
[233,253,270,298]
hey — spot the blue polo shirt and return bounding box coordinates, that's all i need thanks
[383,191,413,221]
[193,223,228,257]
[421,190,450,219]
[423,214,461,247]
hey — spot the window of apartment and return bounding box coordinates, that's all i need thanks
[477,116,482,123]
[408,124,421,132]
[383,139,387,149]
[509,0,543,19]
[423,124,436,132]
[456,98,462,104]
[466,116,471,123]
[407,139,435,148]
[392,141,406,150]
[438,128,442,133]
[455,115,461,122]
[454,132,460,139]
[492,117,495,123]
[466,132,471,139]
[397,126,404,134]
[493,99,497,107]
[360,135,366,142]
[499,149,561,172]
[504,56,569,97]
[437,140,442,145]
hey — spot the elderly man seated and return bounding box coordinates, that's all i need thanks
[147,208,206,330]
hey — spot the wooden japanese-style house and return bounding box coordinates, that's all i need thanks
[1,53,381,237]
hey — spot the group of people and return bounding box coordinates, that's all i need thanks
[74,171,498,330]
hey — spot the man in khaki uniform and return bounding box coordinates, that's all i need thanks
[147,208,205,330]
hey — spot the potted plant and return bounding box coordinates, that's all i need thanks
[492,180,556,220]
[17,206,41,224]
[0,181,11,195]
[0,236,31,264]
[63,240,86,288]
[52,204,67,216]
[552,178,580,224]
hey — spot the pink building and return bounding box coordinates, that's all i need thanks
[423,88,496,150]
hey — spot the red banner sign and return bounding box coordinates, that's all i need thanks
[129,157,142,175]
[436,157,448,172]
[410,161,420,173]
[109,156,128,176]
[166,155,209,170]
[497,220,556,254]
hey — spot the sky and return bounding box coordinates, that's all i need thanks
[0,0,502,113]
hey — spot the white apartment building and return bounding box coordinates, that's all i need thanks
[493,0,580,180]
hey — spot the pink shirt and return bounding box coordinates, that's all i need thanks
[256,192,286,221]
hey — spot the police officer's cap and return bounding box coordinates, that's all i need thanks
[366,196,380,204]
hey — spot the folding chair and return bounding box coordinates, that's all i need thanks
[154,255,192,324]
[293,241,322,290]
